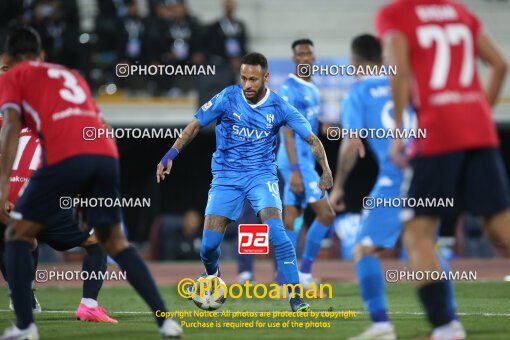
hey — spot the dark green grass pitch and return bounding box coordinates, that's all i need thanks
[0,282,509,339]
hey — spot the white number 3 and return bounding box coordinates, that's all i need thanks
[47,68,87,104]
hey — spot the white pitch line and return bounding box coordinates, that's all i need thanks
[0,310,509,317]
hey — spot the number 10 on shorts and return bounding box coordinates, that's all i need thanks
[238,224,269,254]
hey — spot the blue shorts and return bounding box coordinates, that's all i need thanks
[13,155,122,228]
[356,184,402,249]
[279,167,327,209]
[205,170,282,221]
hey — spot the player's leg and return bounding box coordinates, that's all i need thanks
[85,155,180,337]
[3,219,42,337]
[402,153,463,337]
[77,234,117,323]
[349,198,400,340]
[300,197,335,283]
[201,181,245,276]
[2,223,40,314]
[35,207,115,322]
[95,224,179,329]
[351,244,395,340]
[464,149,510,255]
[236,201,258,283]
[247,172,309,311]
[200,214,231,275]
[274,205,301,286]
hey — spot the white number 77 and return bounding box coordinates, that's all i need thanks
[417,23,474,89]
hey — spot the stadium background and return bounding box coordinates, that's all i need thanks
[1,0,510,260]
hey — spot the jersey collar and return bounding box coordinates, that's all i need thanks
[241,86,271,108]
[289,73,317,89]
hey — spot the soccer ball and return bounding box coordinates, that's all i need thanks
[191,275,227,311]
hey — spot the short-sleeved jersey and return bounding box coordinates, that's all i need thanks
[0,61,118,166]
[194,84,313,173]
[342,75,415,183]
[375,0,498,156]
[0,116,40,204]
[276,74,320,170]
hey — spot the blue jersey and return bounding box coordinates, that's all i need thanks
[276,74,320,170]
[195,85,313,173]
[341,76,415,185]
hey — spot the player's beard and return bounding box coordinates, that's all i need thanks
[244,86,266,104]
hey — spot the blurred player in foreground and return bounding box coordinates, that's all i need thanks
[157,52,333,312]
[276,39,335,289]
[330,34,460,340]
[0,49,116,324]
[376,0,510,338]
[0,26,181,339]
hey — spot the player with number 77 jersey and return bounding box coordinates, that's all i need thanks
[375,1,509,339]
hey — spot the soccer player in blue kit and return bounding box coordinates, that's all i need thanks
[157,52,333,312]
[276,39,335,288]
[329,34,460,340]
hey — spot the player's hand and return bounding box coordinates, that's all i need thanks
[0,181,11,224]
[289,170,304,195]
[156,159,173,183]
[329,187,346,212]
[319,169,333,199]
[390,138,408,168]
[354,138,366,158]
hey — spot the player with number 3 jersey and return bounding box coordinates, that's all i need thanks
[0,25,182,339]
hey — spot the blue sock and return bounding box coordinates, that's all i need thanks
[273,230,298,284]
[5,241,34,329]
[418,281,455,327]
[82,244,107,300]
[438,256,458,319]
[356,256,389,322]
[300,220,329,274]
[113,246,167,327]
[200,229,224,275]
[286,230,298,249]
[266,218,299,290]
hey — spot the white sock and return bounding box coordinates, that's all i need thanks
[81,298,98,308]
[373,321,392,329]
[299,272,311,279]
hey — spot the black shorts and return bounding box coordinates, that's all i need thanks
[37,209,91,251]
[1,209,90,252]
[403,147,510,219]
[13,155,122,229]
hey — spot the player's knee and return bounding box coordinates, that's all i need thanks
[317,210,335,226]
[95,226,129,256]
[5,223,37,242]
[283,217,294,231]
[353,244,375,263]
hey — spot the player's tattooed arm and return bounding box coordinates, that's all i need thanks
[0,108,21,222]
[305,133,333,198]
[172,119,202,151]
[330,135,365,211]
[157,119,202,183]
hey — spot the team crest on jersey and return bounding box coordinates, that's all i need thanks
[266,114,275,128]
[201,100,213,111]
